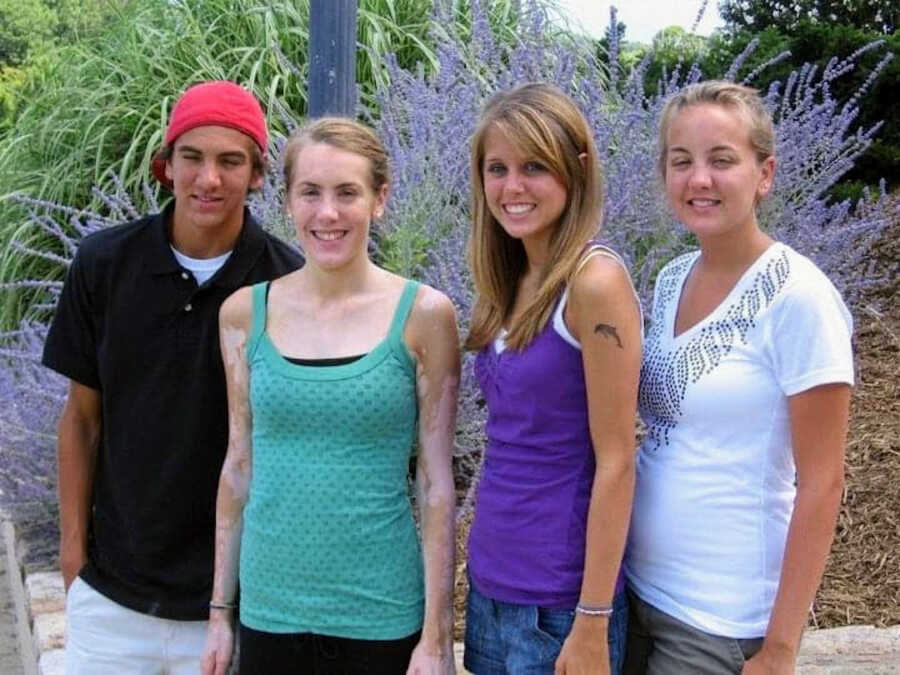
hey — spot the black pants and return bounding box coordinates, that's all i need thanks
[238,623,420,674]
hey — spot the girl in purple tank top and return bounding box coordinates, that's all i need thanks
[462,83,643,675]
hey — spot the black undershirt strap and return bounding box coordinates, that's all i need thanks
[265,283,366,367]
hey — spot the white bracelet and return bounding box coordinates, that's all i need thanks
[575,603,613,617]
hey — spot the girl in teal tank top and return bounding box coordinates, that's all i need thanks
[202,118,460,675]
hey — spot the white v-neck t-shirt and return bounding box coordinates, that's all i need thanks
[625,242,854,638]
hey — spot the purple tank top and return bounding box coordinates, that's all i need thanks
[468,298,624,608]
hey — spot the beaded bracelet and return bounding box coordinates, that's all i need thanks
[575,603,613,617]
[209,601,236,611]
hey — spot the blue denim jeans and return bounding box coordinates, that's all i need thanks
[464,579,627,674]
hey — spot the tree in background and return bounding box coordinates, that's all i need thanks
[0,0,132,67]
[704,15,898,199]
[609,2,897,199]
[635,26,711,95]
[0,0,128,130]
[0,0,55,67]
[718,0,898,35]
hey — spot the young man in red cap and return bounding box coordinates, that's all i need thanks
[42,80,302,673]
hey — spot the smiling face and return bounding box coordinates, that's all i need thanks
[165,125,262,242]
[286,142,386,271]
[481,125,568,253]
[664,103,774,243]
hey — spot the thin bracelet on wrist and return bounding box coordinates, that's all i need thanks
[209,601,236,611]
[575,602,613,617]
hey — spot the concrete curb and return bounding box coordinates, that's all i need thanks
[2,520,38,675]
[27,572,65,675]
[798,625,900,673]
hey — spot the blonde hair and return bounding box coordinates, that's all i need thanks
[466,83,603,352]
[658,80,775,177]
[283,117,390,192]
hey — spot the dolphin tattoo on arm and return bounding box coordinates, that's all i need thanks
[593,323,623,349]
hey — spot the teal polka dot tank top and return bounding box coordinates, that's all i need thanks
[239,280,424,638]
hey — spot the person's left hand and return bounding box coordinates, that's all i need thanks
[554,618,610,675]
[405,639,456,675]
[741,644,796,674]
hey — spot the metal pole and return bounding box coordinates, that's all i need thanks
[308,0,358,118]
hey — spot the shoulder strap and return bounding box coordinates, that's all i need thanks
[574,243,626,278]
[570,244,645,341]
[247,281,269,360]
[388,279,421,342]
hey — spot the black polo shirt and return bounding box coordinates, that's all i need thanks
[42,202,302,620]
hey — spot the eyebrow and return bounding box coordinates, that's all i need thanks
[296,181,362,189]
[176,145,248,160]
[668,145,737,154]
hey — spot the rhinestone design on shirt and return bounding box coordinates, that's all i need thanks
[639,247,791,450]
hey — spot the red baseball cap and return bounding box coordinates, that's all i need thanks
[151,80,267,188]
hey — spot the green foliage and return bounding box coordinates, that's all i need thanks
[718,0,898,35]
[703,22,899,192]
[0,0,523,212]
[2,1,303,209]
[602,19,897,194]
[0,64,28,133]
[652,26,709,63]
[0,0,310,323]
[0,0,525,327]
[701,25,791,79]
[0,0,56,66]
[357,1,438,92]
[632,26,712,95]
[0,0,130,135]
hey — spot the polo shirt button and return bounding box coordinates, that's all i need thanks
[181,271,190,280]
[184,303,193,312]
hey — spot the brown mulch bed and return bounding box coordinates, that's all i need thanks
[815,299,900,628]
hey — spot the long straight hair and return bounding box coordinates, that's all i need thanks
[465,83,603,352]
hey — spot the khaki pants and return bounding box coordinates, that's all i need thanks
[65,576,208,675]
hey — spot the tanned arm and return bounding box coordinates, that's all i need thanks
[555,256,642,675]
[404,285,460,675]
[202,286,254,675]
[57,380,102,591]
[743,383,850,674]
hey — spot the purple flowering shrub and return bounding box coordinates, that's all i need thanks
[1,1,896,516]
[371,1,897,510]
[0,186,152,506]
[0,321,60,504]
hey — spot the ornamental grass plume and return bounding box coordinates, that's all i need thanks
[0,0,895,518]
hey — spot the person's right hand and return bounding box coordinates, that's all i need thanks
[201,613,234,675]
[59,541,86,592]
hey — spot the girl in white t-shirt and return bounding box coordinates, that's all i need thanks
[624,81,854,674]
